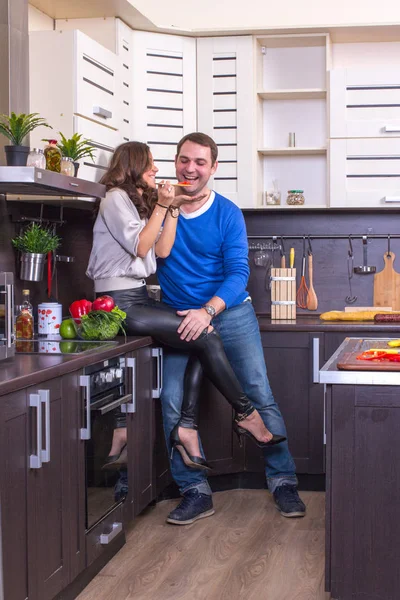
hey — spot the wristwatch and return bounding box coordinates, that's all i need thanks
[168,205,180,218]
[202,304,216,318]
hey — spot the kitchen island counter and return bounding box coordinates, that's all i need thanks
[257,314,400,333]
[0,335,152,397]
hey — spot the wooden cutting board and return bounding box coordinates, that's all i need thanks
[373,252,400,310]
[337,338,400,371]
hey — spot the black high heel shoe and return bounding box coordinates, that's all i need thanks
[233,421,286,448]
[170,424,213,472]
[102,443,128,470]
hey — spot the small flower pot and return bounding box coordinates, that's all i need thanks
[20,252,46,281]
[4,145,30,166]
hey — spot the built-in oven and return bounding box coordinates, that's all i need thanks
[80,355,135,529]
[0,272,15,361]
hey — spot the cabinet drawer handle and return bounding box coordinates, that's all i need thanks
[152,348,163,398]
[100,522,123,544]
[98,394,133,415]
[80,375,91,440]
[312,337,320,384]
[384,125,400,133]
[6,283,14,348]
[384,196,400,203]
[69,182,79,187]
[93,105,112,119]
[29,393,42,469]
[122,357,136,413]
[39,389,51,463]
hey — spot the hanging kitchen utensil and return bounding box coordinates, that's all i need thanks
[280,237,286,267]
[354,235,376,274]
[373,235,400,310]
[345,236,357,304]
[306,237,318,310]
[289,247,295,269]
[296,237,308,309]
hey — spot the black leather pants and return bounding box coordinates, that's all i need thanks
[101,287,255,429]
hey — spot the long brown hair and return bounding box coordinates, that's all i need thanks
[97,142,157,218]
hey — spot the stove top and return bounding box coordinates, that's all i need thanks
[16,338,118,355]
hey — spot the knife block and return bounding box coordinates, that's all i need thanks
[270,268,296,320]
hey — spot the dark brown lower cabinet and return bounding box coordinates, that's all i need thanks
[245,332,325,474]
[0,378,70,600]
[326,384,400,600]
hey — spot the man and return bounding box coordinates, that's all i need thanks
[157,132,305,524]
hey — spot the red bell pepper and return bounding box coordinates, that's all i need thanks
[69,299,93,323]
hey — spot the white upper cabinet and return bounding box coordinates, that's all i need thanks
[196,36,255,208]
[130,31,196,183]
[30,30,118,182]
[255,34,330,209]
[330,67,400,139]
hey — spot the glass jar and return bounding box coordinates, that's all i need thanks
[26,148,46,169]
[265,190,281,206]
[286,190,305,205]
[61,156,75,176]
[43,140,62,173]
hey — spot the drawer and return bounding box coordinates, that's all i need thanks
[76,32,118,129]
[26,377,61,400]
[330,138,400,208]
[86,504,125,566]
[330,67,400,138]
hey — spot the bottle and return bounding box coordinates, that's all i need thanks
[60,156,75,176]
[27,148,46,169]
[43,140,62,173]
[16,289,34,339]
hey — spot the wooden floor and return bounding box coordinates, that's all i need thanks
[77,490,330,600]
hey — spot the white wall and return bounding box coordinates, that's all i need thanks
[128,0,400,32]
[28,5,54,31]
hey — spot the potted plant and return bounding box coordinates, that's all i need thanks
[57,132,96,177]
[12,223,61,282]
[0,112,52,166]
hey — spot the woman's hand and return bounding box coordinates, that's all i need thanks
[157,180,175,206]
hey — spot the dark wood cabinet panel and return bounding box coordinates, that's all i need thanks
[327,384,400,600]
[245,332,325,474]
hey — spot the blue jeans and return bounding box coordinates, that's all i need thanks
[160,300,297,494]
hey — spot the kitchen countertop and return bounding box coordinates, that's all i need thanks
[0,336,152,397]
[320,336,400,385]
[257,314,400,332]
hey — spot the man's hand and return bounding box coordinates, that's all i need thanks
[173,192,207,207]
[176,308,212,341]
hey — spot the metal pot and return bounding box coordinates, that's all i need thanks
[20,252,46,281]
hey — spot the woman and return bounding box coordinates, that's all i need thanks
[86,142,285,471]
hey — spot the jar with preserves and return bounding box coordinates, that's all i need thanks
[15,289,34,339]
[286,190,305,205]
[61,156,75,176]
[44,139,62,173]
[27,148,46,169]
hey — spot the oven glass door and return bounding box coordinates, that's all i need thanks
[86,386,131,529]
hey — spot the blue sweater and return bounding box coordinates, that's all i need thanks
[157,192,250,310]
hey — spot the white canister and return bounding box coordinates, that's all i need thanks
[39,340,61,353]
[37,302,62,335]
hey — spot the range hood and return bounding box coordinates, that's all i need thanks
[0,167,105,207]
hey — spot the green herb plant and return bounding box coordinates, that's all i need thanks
[0,112,52,146]
[57,132,96,162]
[79,308,126,340]
[11,223,61,254]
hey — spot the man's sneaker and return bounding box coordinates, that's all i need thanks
[273,484,306,518]
[166,488,215,525]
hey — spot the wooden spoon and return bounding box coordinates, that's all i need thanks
[306,253,318,311]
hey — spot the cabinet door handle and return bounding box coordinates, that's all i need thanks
[99,522,122,544]
[93,105,112,119]
[5,283,14,348]
[122,357,136,413]
[29,393,42,469]
[80,375,91,440]
[384,196,400,203]
[152,347,163,398]
[312,337,320,384]
[384,125,400,132]
[39,389,51,463]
